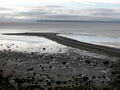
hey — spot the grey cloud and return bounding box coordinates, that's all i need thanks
[45,5,64,8]
[0,6,120,22]
[91,9,120,16]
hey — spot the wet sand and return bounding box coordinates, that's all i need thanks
[0,32,120,90]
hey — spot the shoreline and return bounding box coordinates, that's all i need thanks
[4,32,120,57]
[0,32,120,90]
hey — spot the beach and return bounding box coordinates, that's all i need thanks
[0,42,115,90]
[0,22,120,90]
[0,32,119,90]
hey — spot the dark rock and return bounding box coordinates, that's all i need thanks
[103,61,109,65]
[92,76,96,79]
[47,62,50,64]
[62,61,67,65]
[66,65,69,68]
[62,81,67,84]
[101,81,104,83]
[83,76,89,81]
[47,82,51,86]
[49,66,52,68]
[102,75,106,79]
[42,67,44,69]
[28,68,34,71]
[56,81,61,85]
[48,88,53,90]
[31,52,35,54]
[85,60,91,64]
[50,56,54,59]
[43,48,46,50]
[33,73,36,76]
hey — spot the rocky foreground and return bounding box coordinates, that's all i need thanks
[0,32,120,90]
[0,46,119,90]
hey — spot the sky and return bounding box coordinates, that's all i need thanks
[0,0,120,22]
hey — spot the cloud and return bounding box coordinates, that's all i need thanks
[0,0,120,22]
[0,5,120,22]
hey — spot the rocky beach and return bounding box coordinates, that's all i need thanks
[0,32,120,90]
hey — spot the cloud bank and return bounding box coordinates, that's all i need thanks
[0,0,120,22]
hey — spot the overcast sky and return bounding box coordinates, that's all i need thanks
[0,0,120,22]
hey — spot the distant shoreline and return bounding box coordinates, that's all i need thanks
[36,20,120,23]
[4,32,120,57]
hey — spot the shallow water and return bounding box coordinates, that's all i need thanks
[58,34,120,48]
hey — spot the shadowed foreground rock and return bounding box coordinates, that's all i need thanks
[0,76,15,90]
